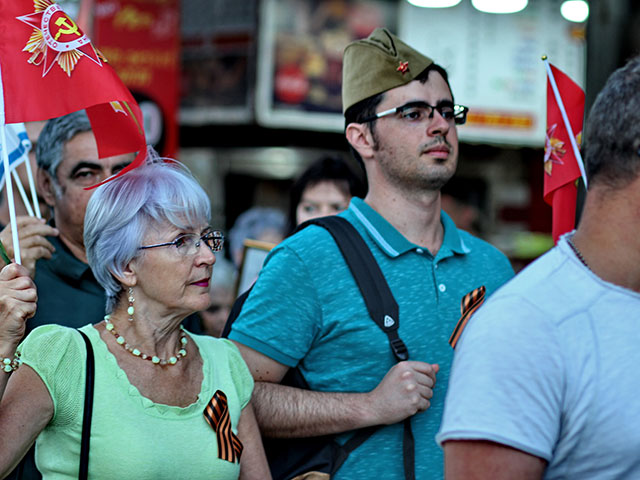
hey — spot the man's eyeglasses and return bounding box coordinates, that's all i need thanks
[139,229,224,256]
[360,101,469,125]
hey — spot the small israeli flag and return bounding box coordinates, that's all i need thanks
[0,123,31,191]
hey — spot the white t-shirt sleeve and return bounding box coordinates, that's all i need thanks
[436,293,565,461]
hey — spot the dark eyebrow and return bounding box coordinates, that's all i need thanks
[69,161,102,177]
[398,100,454,110]
[70,160,133,178]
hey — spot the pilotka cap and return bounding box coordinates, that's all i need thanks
[342,28,434,113]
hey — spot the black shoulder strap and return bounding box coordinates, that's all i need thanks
[221,287,251,338]
[224,216,409,362]
[298,217,414,480]
[298,216,409,361]
[78,330,94,480]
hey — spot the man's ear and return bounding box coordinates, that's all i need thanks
[346,122,376,161]
[37,169,57,208]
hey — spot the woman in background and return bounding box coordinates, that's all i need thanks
[288,155,366,233]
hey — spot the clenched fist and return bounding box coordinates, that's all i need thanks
[367,361,440,425]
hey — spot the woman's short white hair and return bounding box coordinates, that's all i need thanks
[84,155,211,313]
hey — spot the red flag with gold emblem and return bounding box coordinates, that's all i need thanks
[544,63,585,243]
[0,0,146,182]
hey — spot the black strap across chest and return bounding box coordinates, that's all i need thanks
[78,330,94,480]
[296,216,414,479]
[297,216,409,362]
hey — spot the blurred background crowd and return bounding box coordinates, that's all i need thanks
[23,0,640,328]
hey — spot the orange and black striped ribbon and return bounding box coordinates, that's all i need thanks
[203,390,243,463]
[449,285,486,349]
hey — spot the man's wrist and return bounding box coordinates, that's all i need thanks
[356,391,381,427]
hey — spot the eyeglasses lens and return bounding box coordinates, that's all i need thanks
[202,231,224,252]
[453,105,468,125]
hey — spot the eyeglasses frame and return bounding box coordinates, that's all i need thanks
[138,229,225,255]
[359,100,469,125]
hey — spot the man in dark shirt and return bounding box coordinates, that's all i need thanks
[26,110,134,334]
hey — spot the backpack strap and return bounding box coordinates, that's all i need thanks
[298,216,414,480]
[221,287,251,338]
[78,330,95,480]
[298,216,409,362]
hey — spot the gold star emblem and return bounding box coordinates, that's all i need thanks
[17,0,106,77]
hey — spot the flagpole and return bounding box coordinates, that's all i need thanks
[0,64,22,264]
[542,56,588,189]
[11,170,35,217]
[23,150,41,218]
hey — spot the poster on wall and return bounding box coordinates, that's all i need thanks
[256,0,397,131]
[92,0,180,158]
[400,0,586,147]
[180,0,256,125]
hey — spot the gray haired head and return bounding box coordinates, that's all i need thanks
[228,207,286,267]
[583,55,640,190]
[36,110,92,183]
[84,156,211,313]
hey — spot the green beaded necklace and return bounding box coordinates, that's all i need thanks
[104,315,188,366]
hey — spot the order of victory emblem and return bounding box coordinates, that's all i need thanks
[544,123,582,176]
[17,0,105,77]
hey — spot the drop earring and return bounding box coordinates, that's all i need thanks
[127,287,135,322]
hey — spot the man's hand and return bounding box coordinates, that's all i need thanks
[0,217,58,277]
[367,361,439,425]
[0,264,37,350]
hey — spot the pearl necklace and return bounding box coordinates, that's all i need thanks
[104,315,188,366]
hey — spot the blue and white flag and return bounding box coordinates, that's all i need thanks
[0,123,31,191]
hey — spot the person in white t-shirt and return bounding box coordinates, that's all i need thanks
[438,54,640,479]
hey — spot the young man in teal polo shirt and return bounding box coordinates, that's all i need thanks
[229,28,514,479]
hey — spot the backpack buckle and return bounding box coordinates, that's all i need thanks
[390,338,409,361]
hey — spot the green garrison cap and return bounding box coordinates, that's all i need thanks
[342,28,434,113]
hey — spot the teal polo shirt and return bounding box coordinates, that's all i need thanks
[230,197,514,480]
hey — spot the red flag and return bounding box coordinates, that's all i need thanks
[544,63,585,243]
[0,0,146,183]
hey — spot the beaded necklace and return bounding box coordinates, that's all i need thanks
[567,235,590,271]
[104,315,188,366]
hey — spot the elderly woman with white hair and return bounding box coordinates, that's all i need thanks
[0,159,270,479]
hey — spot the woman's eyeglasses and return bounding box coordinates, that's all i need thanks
[139,230,224,256]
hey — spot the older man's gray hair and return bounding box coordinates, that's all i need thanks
[36,110,92,184]
[583,55,640,190]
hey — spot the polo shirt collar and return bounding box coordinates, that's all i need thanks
[47,234,93,281]
[348,197,470,258]
[440,210,471,256]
